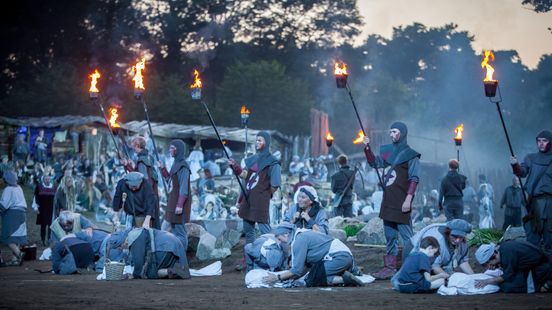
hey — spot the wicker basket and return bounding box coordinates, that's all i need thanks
[105,261,125,281]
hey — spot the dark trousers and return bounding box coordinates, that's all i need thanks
[502,207,522,230]
[525,197,552,257]
[444,199,464,221]
[40,224,51,244]
[335,203,353,218]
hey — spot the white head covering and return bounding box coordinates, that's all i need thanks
[475,243,497,265]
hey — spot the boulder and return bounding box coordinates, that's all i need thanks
[329,229,347,242]
[196,232,217,261]
[209,248,231,260]
[356,217,385,245]
[215,229,242,249]
[329,216,346,230]
[185,223,206,252]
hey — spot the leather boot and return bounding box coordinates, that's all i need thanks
[372,255,397,280]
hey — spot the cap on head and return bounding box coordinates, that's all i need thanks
[446,219,472,237]
[274,222,295,236]
[3,171,17,186]
[475,243,496,265]
[125,172,144,188]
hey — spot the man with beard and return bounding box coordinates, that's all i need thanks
[438,159,467,221]
[229,132,281,245]
[159,140,191,273]
[362,121,421,280]
[123,136,160,229]
[511,129,552,261]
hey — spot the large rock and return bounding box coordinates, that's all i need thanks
[356,217,385,245]
[215,229,242,249]
[185,223,206,252]
[329,216,346,230]
[196,232,217,261]
[209,248,231,260]
[329,229,347,242]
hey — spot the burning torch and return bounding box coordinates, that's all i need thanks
[335,61,384,188]
[131,58,169,201]
[88,69,126,164]
[190,69,250,204]
[480,50,527,204]
[241,105,251,154]
[326,131,334,148]
[454,124,463,163]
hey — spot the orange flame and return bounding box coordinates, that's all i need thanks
[190,69,202,89]
[109,108,121,128]
[132,58,146,90]
[454,124,464,141]
[89,69,101,93]
[334,62,348,76]
[352,130,365,144]
[240,105,251,115]
[481,50,496,82]
[326,132,334,141]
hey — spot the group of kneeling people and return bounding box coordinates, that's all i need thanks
[49,211,191,279]
[245,186,552,293]
[50,184,552,293]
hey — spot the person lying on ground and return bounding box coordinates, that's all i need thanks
[262,223,364,287]
[475,240,552,293]
[395,236,449,293]
[284,186,329,234]
[124,227,191,280]
[75,229,109,261]
[245,233,286,272]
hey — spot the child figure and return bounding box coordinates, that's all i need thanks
[396,236,449,293]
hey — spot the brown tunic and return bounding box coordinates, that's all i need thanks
[166,170,191,224]
[379,161,412,224]
[239,167,272,223]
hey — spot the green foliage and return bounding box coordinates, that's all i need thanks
[343,223,365,237]
[215,60,313,134]
[468,228,504,247]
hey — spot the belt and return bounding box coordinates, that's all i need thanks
[533,194,552,200]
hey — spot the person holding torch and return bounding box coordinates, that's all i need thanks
[362,121,421,280]
[510,129,552,262]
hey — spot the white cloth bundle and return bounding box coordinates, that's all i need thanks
[437,271,501,295]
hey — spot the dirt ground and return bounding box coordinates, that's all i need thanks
[1,208,551,309]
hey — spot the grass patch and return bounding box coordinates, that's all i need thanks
[343,224,365,237]
[468,228,504,247]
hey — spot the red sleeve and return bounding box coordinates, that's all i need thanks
[407,181,418,195]
[161,167,169,178]
[511,163,522,177]
[363,146,376,166]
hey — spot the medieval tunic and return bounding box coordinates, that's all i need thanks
[500,185,524,229]
[0,184,28,245]
[112,178,156,218]
[135,150,160,226]
[512,130,552,256]
[165,166,191,224]
[439,170,467,221]
[34,182,56,225]
[239,163,281,224]
[244,233,285,271]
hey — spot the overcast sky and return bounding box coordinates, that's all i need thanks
[357,0,552,69]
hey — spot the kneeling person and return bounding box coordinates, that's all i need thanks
[245,233,286,272]
[263,223,363,287]
[125,228,190,280]
[52,235,95,274]
[396,236,449,293]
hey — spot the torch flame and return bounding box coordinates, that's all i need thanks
[481,50,496,82]
[240,105,250,115]
[109,108,121,128]
[352,130,365,144]
[326,132,334,141]
[454,124,464,141]
[89,69,101,93]
[132,58,146,90]
[190,69,202,89]
[334,62,348,76]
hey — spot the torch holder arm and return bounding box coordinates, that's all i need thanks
[363,145,377,167]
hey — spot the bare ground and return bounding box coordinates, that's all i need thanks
[0,209,551,309]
